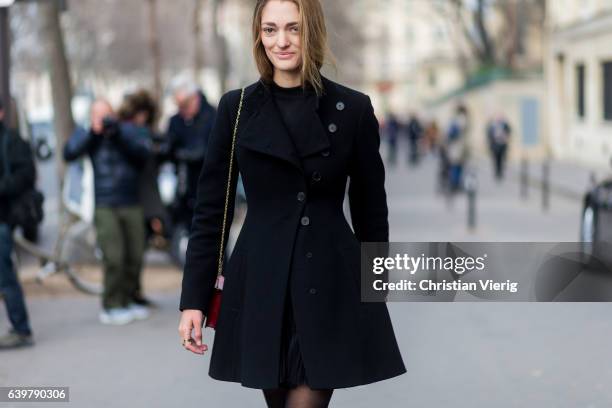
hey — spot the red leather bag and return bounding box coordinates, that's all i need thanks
[204,88,244,329]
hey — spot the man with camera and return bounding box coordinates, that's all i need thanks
[0,100,36,349]
[64,99,152,325]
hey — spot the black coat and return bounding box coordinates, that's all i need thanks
[63,123,151,207]
[0,124,36,225]
[180,77,406,389]
[166,92,217,203]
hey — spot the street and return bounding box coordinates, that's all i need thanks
[2,152,612,408]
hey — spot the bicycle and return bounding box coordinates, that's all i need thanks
[12,157,103,295]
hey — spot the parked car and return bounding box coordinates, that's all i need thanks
[581,176,612,268]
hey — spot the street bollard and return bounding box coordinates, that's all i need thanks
[464,170,478,230]
[520,157,529,199]
[542,160,550,211]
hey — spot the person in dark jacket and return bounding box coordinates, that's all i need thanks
[64,99,152,325]
[0,101,35,349]
[178,0,406,406]
[118,89,164,306]
[406,113,423,165]
[165,79,217,216]
[486,113,512,181]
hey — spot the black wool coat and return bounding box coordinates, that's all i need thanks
[180,76,406,389]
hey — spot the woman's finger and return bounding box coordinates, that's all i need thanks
[194,321,203,347]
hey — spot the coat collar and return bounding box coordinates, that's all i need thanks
[237,77,331,173]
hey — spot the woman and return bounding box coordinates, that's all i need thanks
[178,0,406,406]
[118,89,165,306]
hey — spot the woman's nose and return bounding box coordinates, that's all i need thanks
[277,30,290,47]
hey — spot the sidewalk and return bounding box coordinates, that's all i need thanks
[505,157,610,202]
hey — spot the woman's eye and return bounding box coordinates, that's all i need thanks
[263,27,275,35]
[290,26,299,33]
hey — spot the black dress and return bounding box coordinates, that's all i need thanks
[270,81,313,388]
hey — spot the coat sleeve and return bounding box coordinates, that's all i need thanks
[179,91,240,314]
[63,126,95,162]
[347,96,389,243]
[0,133,35,198]
[116,123,152,165]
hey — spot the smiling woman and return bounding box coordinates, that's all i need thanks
[252,0,330,93]
[178,0,406,407]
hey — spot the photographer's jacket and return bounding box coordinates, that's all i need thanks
[63,123,151,207]
[0,125,35,224]
[180,77,406,389]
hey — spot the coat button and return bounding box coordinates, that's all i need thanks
[311,171,322,182]
[336,101,345,111]
[306,252,313,258]
[301,216,310,226]
[309,288,317,295]
[321,150,330,157]
[328,123,337,133]
[297,192,306,202]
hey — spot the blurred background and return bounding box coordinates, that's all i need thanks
[2,0,612,407]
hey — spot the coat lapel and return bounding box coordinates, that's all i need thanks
[237,80,331,173]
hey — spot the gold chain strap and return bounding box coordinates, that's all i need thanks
[216,87,245,278]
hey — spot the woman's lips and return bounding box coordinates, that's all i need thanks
[276,52,295,60]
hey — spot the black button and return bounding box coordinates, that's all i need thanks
[321,150,330,157]
[306,252,313,258]
[311,171,322,182]
[328,123,338,133]
[309,288,317,295]
[297,192,306,202]
[301,216,310,226]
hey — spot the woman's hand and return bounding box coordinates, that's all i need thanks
[178,310,208,355]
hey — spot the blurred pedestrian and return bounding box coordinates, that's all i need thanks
[0,100,35,349]
[178,0,406,404]
[445,104,470,192]
[423,119,440,154]
[165,78,217,221]
[406,113,423,165]
[118,89,164,307]
[486,113,511,181]
[384,112,400,167]
[64,99,152,325]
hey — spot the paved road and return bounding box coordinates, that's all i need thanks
[3,153,612,407]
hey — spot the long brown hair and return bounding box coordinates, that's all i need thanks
[118,89,159,128]
[252,0,332,96]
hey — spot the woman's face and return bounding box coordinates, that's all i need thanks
[261,0,302,76]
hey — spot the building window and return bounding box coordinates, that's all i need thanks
[576,64,585,119]
[604,61,612,121]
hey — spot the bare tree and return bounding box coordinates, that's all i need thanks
[435,0,545,75]
[39,0,74,183]
[194,0,204,83]
[146,0,162,104]
[211,0,230,93]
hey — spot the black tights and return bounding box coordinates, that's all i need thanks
[263,385,334,408]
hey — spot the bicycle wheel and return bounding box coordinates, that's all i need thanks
[58,220,104,295]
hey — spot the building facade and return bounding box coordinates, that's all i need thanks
[546,0,612,168]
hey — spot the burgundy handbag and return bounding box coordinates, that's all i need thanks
[205,87,245,329]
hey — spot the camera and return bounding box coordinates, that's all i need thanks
[102,116,119,138]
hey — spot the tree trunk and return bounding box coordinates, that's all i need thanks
[212,0,229,93]
[147,0,162,107]
[474,0,495,66]
[39,0,74,187]
[194,0,204,84]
